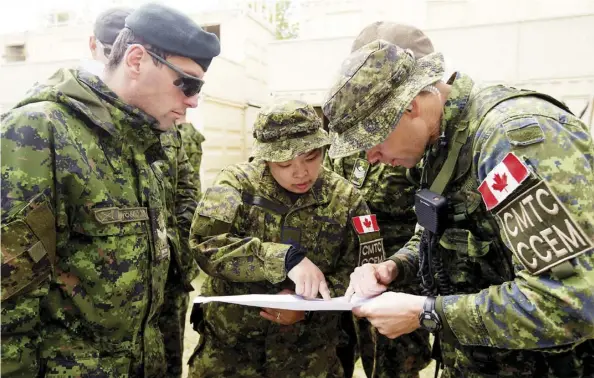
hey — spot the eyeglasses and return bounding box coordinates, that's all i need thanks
[146,50,204,97]
[96,40,112,59]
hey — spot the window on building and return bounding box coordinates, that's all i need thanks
[202,24,221,41]
[4,44,26,62]
[45,11,71,27]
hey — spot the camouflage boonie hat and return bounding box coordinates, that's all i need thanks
[252,99,330,162]
[323,40,444,159]
[351,22,434,57]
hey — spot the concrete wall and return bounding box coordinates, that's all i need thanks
[268,0,594,133]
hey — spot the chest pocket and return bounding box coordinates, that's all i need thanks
[1,193,55,302]
[311,218,345,273]
[241,193,285,243]
[69,206,150,263]
[438,228,507,293]
[74,207,148,236]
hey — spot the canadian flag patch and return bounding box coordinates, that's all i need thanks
[478,153,529,210]
[352,214,380,234]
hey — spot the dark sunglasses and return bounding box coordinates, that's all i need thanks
[146,50,204,97]
[97,40,112,59]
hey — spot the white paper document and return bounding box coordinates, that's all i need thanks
[193,294,369,311]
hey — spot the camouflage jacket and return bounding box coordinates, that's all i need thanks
[177,122,205,197]
[1,69,172,377]
[189,160,372,347]
[158,129,200,288]
[390,73,594,375]
[323,153,417,255]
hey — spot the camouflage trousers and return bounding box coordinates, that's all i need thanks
[158,277,190,378]
[188,328,344,378]
[337,312,431,378]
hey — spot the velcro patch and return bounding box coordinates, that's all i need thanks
[93,207,149,224]
[350,158,370,188]
[198,186,241,224]
[496,180,593,275]
[358,238,385,266]
[352,214,379,234]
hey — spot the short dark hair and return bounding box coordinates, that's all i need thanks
[106,28,171,71]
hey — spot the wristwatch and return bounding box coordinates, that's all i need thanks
[418,296,442,332]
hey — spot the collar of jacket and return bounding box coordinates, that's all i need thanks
[76,69,163,153]
[428,72,475,158]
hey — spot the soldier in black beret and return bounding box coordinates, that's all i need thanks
[104,2,220,129]
[89,6,133,63]
[103,4,220,377]
[0,2,219,378]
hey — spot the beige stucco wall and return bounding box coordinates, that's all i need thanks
[268,0,594,133]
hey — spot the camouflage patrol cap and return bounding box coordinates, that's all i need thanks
[323,40,444,159]
[351,22,434,57]
[252,100,330,162]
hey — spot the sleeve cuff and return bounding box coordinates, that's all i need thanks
[263,243,292,284]
[435,295,455,343]
[438,293,492,347]
[388,250,415,284]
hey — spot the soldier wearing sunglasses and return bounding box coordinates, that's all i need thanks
[90,6,212,378]
[89,7,133,64]
[1,3,219,377]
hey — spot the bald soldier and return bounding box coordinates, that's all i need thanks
[323,39,594,376]
[1,3,219,377]
[324,22,431,378]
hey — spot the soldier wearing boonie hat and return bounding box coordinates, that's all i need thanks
[324,41,444,159]
[323,19,594,378]
[251,100,331,162]
[187,99,379,377]
[326,23,434,378]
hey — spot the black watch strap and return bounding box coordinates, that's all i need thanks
[419,296,442,333]
[424,296,436,313]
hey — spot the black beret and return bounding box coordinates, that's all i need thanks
[125,3,221,71]
[94,7,134,45]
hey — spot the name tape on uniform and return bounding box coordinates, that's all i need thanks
[479,153,529,210]
[496,180,593,275]
[352,214,379,234]
[358,238,386,265]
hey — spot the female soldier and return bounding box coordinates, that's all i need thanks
[187,100,381,377]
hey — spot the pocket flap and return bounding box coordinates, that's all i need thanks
[73,207,148,236]
[439,228,491,258]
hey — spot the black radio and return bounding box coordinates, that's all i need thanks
[415,189,448,235]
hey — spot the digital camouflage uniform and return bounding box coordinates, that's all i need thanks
[1,69,173,377]
[187,100,375,377]
[324,21,434,378]
[324,153,431,378]
[323,41,594,377]
[178,122,206,196]
[157,128,200,378]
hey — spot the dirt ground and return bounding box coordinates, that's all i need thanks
[181,274,438,378]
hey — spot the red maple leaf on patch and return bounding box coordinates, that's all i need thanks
[363,218,372,229]
[491,173,508,192]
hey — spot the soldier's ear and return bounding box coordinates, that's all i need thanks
[124,44,145,78]
[89,36,97,57]
[407,98,421,119]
